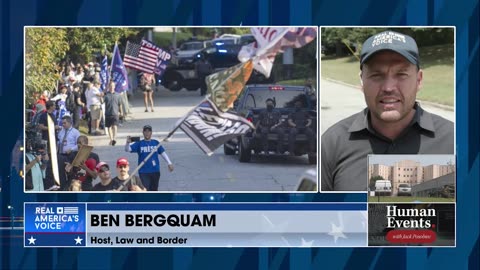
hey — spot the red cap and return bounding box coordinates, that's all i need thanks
[84,158,97,171]
[96,162,109,172]
[116,158,129,167]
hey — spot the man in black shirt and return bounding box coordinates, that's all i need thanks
[72,83,85,129]
[287,100,314,155]
[256,99,285,154]
[195,56,213,96]
[321,30,454,191]
[112,158,146,191]
[103,81,122,146]
[92,162,120,191]
[38,100,59,141]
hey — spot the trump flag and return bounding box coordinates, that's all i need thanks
[111,43,129,93]
[178,99,255,155]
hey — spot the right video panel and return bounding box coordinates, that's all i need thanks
[320,27,455,192]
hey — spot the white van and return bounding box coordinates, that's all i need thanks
[375,180,392,196]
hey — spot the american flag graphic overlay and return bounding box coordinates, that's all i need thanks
[63,207,79,215]
[124,40,160,73]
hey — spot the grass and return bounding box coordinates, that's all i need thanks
[321,44,454,106]
[368,196,455,203]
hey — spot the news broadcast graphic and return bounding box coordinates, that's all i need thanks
[23,203,366,247]
[24,203,86,247]
[86,203,365,247]
[368,203,455,246]
[368,155,456,202]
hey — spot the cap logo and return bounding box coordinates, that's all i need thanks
[371,31,406,47]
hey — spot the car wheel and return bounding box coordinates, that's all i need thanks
[185,86,199,91]
[223,144,235,155]
[238,138,251,162]
[165,72,183,91]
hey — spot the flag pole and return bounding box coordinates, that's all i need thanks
[109,42,117,79]
[116,141,162,191]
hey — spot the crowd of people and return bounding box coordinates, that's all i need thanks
[25,60,173,192]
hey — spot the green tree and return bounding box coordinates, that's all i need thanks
[65,28,143,64]
[322,28,454,57]
[25,28,69,106]
[369,175,385,190]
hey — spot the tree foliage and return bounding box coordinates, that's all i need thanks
[65,28,143,64]
[369,175,385,189]
[25,28,69,104]
[322,28,454,56]
[25,27,143,105]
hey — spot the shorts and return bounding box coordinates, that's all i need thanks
[105,115,119,128]
[89,105,102,120]
[141,84,153,92]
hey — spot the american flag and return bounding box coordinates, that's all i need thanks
[124,39,160,73]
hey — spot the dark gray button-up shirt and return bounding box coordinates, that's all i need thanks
[321,103,454,191]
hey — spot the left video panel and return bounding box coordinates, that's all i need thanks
[24,26,318,193]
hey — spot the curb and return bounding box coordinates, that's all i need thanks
[322,77,454,112]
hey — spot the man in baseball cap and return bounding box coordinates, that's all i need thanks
[321,29,454,192]
[125,124,174,191]
[360,30,419,69]
[112,158,146,191]
[92,162,120,191]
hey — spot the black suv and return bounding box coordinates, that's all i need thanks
[161,44,273,91]
[223,85,317,164]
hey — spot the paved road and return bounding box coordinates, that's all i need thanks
[89,87,315,192]
[320,79,455,134]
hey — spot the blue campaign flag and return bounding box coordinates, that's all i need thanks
[110,43,129,93]
[154,47,172,78]
[100,55,109,91]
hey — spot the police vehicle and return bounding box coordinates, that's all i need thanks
[223,85,317,164]
[161,44,272,92]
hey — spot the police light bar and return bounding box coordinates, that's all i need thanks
[269,86,284,90]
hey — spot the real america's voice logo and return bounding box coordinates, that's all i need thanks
[34,206,80,230]
[25,203,86,247]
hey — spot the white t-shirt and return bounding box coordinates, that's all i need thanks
[86,87,102,108]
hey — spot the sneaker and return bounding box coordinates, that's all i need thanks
[112,140,116,146]
[151,109,154,112]
[145,109,148,112]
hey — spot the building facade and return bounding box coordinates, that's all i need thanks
[368,160,455,195]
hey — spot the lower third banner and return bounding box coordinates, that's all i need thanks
[24,203,367,247]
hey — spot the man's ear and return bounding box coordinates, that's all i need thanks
[359,71,364,90]
[416,69,423,93]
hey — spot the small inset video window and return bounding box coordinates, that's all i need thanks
[368,154,455,203]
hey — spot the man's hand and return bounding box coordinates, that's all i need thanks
[130,185,145,192]
[168,164,174,172]
[126,136,132,143]
[65,162,73,173]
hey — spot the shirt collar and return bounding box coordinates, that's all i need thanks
[348,102,436,133]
